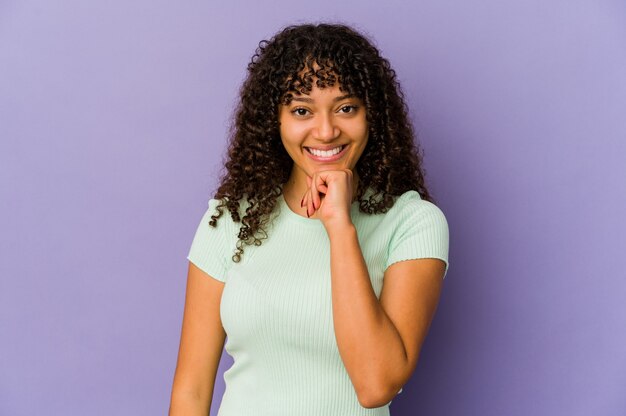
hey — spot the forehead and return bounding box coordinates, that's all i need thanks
[278,55,368,106]
[289,85,356,103]
[281,70,355,105]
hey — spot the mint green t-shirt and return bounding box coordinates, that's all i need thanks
[187,188,450,415]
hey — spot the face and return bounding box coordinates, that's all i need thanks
[278,81,369,191]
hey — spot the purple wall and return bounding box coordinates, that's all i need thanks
[1,1,625,415]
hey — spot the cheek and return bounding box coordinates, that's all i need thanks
[281,123,307,144]
[280,126,303,154]
[356,123,369,144]
[354,114,369,137]
[279,123,292,143]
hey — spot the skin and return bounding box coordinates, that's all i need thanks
[170,76,445,413]
[170,262,225,415]
[278,81,368,222]
[278,80,446,407]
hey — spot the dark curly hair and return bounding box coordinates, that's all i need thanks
[208,22,437,263]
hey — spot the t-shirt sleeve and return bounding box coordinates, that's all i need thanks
[186,199,231,283]
[385,197,450,279]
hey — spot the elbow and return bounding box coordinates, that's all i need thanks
[356,381,403,409]
[354,357,414,408]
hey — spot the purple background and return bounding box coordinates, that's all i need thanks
[1,1,625,415]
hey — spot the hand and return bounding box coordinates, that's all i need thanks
[302,169,354,230]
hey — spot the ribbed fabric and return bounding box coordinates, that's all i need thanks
[186,187,450,415]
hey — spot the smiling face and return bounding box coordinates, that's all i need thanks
[278,81,369,198]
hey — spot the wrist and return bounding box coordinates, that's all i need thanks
[325,221,356,240]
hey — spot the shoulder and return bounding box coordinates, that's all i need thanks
[193,197,247,246]
[389,190,448,225]
[383,190,450,277]
[206,196,249,220]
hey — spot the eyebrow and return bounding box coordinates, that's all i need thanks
[290,94,356,103]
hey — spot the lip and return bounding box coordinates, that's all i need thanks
[304,144,349,162]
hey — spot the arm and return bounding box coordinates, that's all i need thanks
[169,261,226,415]
[328,224,445,408]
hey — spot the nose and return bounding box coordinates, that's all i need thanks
[314,113,340,141]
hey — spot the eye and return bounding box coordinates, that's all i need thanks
[291,107,310,117]
[339,105,358,114]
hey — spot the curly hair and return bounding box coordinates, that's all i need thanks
[208,22,437,263]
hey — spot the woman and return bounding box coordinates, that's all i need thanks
[169,23,449,415]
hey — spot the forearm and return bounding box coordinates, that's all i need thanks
[328,224,407,404]
[169,390,211,416]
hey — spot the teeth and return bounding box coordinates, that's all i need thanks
[308,145,344,157]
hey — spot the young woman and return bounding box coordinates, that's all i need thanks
[169,23,450,416]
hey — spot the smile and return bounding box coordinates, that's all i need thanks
[304,144,349,162]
